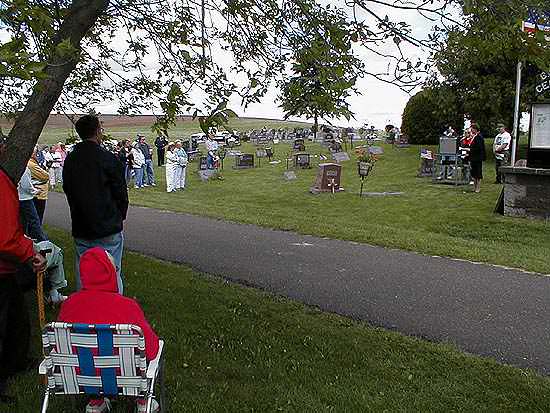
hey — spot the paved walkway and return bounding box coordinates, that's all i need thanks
[45,192,550,375]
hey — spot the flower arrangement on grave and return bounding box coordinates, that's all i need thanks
[355,147,378,164]
[355,147,378,177]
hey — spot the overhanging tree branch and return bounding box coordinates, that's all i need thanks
[0,0,110,181]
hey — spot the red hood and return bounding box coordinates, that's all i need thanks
[79,247,118,293]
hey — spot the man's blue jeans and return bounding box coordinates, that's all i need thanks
[19,200,48,242]
[144,159,155,185]
[74,232,124,294]
[133,167,144,187]
[125,164,132,184]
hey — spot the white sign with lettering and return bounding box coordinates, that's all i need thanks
[531,104,550,149]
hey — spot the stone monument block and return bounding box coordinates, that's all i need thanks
[310,163,343,193]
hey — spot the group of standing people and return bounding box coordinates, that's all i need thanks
[42,144,66,188]
[17,144,59,243]
[113,133,191,193]
[116,136,156,189]
[165,140,188,192]
[458,123,511,193]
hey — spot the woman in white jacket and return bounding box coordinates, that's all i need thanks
[174,140,188,190]
[165,142,178,193]
[130,142,146,189]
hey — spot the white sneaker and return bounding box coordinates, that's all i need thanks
[86,398,111,413]
[137,398,159,413]
[143,184,149,187]
[151,183,156,187]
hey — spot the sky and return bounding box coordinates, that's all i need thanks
[221,1,442,129]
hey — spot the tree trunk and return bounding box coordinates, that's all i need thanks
[313,112,318,142]
[0,0,109,182]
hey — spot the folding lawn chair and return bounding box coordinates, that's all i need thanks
[38,322,166,413]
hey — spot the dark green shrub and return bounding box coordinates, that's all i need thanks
[401,88,463,145]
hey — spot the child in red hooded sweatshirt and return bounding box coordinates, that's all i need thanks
[58,247,160,413]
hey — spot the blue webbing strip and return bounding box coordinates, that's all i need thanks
[96,325,118,395]
[73,324,100,395]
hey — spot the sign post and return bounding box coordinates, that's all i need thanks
[511,61,522,167]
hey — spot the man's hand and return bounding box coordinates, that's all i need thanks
[31,253,47,273]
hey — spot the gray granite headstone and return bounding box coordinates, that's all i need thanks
[198,170,218,182]
[368,146,384,155]
[332,152,350,162]
[361,192,404,197]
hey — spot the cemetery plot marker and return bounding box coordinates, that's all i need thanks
[332,151,351,163]
[294,153,311,169]
[310,163,343,194]
[198,156,208,171]
[234,153,255,169]
[293,138,306,151]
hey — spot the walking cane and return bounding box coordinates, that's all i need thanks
[36,248,51,329]
[36,269,46,329]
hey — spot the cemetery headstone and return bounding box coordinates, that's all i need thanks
[234,153,255,169]
[368,146,384,155]
[293,139,306,151]
[332,151,351,163]
[198,156,208,170]
[361,191,404,197]
[310,163,343,194]
[394,135,410,148]
[294,153,311,169]
[198,169,218,182]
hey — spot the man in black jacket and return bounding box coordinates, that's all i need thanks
[63,115,128,294]
[154,134,168,166]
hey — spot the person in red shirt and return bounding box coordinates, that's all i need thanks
[0,137,47,404]
[58,247,159,413]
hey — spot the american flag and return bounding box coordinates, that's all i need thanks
[522,8,550,33]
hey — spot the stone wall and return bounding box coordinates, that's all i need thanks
[501,167,550,220]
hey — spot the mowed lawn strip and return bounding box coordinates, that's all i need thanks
[124,140,550,274]
[8,227,550,412]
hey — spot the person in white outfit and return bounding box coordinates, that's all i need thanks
[493,124,512,184]
[174,140,188,190]
[205,134,219,169]
[165,142,178,193]
[47,146,63,187]
[130,142,146,188]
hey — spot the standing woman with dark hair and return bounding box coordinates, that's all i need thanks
[468,123,486,193]
[28,146,50,223]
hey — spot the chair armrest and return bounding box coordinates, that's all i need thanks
[38,359,47,375]
[146,340,164,379]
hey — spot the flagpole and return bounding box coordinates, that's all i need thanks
[511,60,522,167]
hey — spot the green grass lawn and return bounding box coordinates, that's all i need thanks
[37,118,312,146]
[122,139,550,275]
[7,227,550,412]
